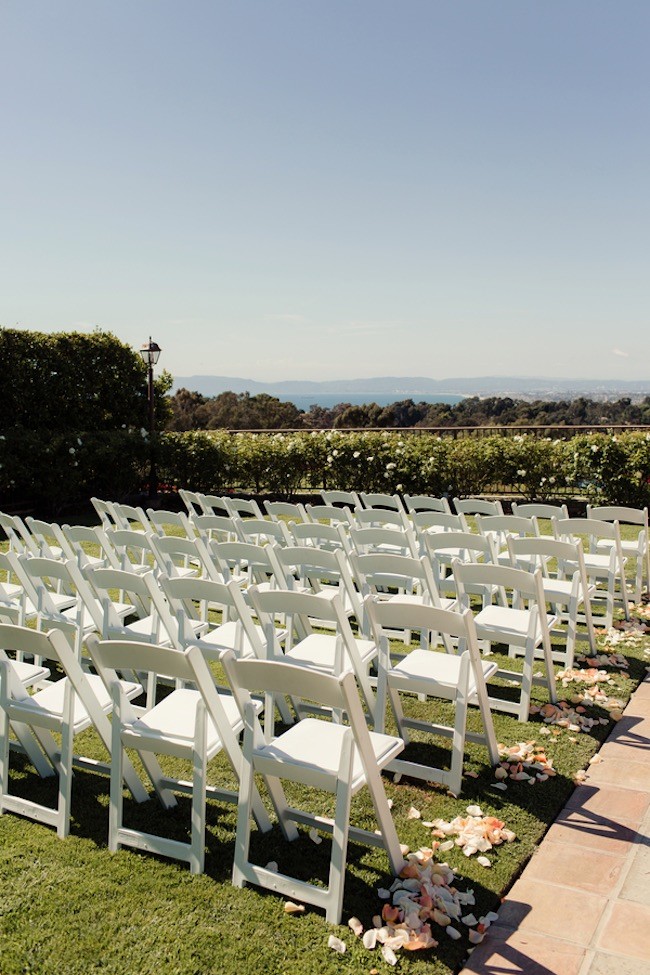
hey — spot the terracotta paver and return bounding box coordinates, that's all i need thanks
[619,842,650,904]
[584,757,650,791]
[544,812,640,856]
[565,782,650,824]
[595,900,650,958]
[587,952,650,975]
[523,840,626,895]
[494,877,607,945]
[463,928,586,975]
[458,674,650,975]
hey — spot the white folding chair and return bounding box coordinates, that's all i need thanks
[87,637,272,872]
[403,494,452,515]
[359,492,407,514]
[304,503,354,526]
[103,528,157,576]
[1,512,41,557]
[58,524,113,570]
[191,513,240,544]
[91,497,121,532]
[146,508,196,539]
[0,550,37,626]
[453,561,558,722]
[234,517,291,547]
[15,556,104,658]
[271,545,362,620]
[476,514,539,566]
[0,624,148,837]
[411,511,466,554]
[366,598,498,794]
[507,535,597,668]
[149,533,220,581]
[510,501,569,529]
[348,525,419,559]
[222,497,264,520]
[111,503,151,533]
[221,651,405,924]
[587,505,650,604]
[287,520,352,556]
[179,489,205,517]
[553,517,630,626]
[24,517,65,560]
[264,500,309,523]
[423,530,499,605]
[453,497,504,523]
[350,551,455,649]
[320,489,362,511]
[210,540,281,593]
[353,508,410,531]
[247,587,377,736]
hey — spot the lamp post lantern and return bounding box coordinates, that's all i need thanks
[139,337,162,498]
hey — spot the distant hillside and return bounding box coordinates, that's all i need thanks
[172,374,650,402]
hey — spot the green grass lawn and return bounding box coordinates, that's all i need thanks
[1,518,649,974]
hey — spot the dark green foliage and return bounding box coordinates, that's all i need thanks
[0,328,172,510]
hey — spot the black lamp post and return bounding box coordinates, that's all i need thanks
[139,337,162,498]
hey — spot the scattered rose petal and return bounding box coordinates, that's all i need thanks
[348,916,363,937]
[327,935,346,954]
[381,945,398,966]
[477,856,492,868]
[363,929,378,950]
[284,901,304,914]
[407,806,421,820]
[265,860,278,873]
[308,828,322,845]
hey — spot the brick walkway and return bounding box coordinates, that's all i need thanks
[459,674,650,975]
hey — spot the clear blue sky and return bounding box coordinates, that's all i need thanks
[2,1,648,383]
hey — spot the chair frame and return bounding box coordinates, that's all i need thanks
[366,598,499,794]
[221,651,405,924]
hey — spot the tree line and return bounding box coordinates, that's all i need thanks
[166,388,650,431]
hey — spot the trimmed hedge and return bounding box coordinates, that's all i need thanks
[2,430,650,512]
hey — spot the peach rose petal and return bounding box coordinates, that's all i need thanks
[284,901,305,914]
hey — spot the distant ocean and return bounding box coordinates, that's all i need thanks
[286,393,465,411]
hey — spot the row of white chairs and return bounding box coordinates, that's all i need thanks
[0,592,496,923]
[167,490,649,607]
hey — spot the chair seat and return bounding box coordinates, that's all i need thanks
[582,553,627,574]
[474,605,557,644]
[129,687,253,751]
[541,579,596,603]
[284,634,376,673]
[14,674,141,733]
[192,620,287,659]
[255,718,402,791]
[375,592,456,612]
[14,659,51,686]
[50,592,77,612]
[389,649,498,698]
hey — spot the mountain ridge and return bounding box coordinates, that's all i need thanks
[172,375,650,400]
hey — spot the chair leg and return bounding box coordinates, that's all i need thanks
[326,743,353,924]
[190,700,207,874]
[109,685,125,852]
[57,682,74,839]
